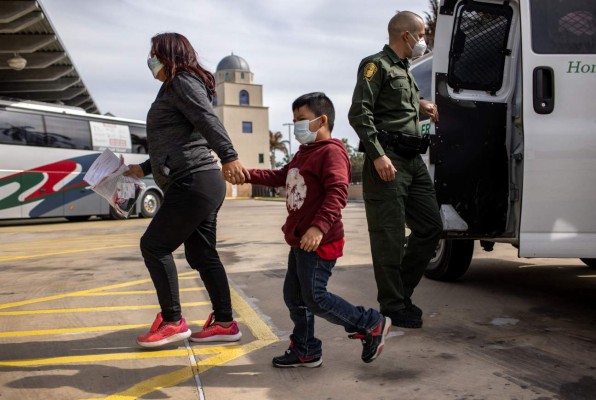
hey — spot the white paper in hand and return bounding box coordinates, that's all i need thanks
[84,149,146,218]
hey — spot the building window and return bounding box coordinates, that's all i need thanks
[224,72,230,81]
[239,90,249,105]
[240,72,245,79]
[258,153,264,163]
[242,121,253,133]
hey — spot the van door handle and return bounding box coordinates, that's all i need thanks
[533,67,555,114]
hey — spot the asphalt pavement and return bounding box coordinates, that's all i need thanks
[0,199,595,400]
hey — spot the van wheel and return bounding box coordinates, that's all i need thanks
[140,190,161,218]
[424,239,474,281]
[580,258,596,269]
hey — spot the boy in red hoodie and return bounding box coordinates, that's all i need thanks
[248,92,391,367]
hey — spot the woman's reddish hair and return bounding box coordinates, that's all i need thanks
[150,32,215,96]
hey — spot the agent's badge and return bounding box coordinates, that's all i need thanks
[363,62,378,81]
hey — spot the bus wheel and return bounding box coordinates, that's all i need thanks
[580,258,596,269]
[140,190,161,218]
[424,239,474,281]
[109,206,126,220]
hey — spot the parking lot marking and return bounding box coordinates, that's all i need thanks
[0,346,230,367]
[90,289,279,400]
[0,272,196,310]
[0,301,210,316]
[80,288,204,296]
[0,244,137,262]
[94,340,275,400]
[0,320,208,338]
[0,266,279,399]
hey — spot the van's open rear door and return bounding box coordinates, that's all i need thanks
[431,0,519,239]
[519,0,596,257]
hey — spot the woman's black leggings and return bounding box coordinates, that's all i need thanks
[140,169,233,323]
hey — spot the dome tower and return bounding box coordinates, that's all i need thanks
[212,53,269,197]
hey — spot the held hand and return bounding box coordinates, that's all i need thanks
[420,99,439,123]
[222,160,250,185]
[124,164,144,178]
[373,155,397,181]
[300,226,324,252]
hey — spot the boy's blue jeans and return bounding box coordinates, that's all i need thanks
[284,247,382,359]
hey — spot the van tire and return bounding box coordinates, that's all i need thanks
[140,190,161,218]
[580,258,596,269]
[424,239,474,281]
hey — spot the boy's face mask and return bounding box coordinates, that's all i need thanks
[147,55,164,78]
[294,116,321,145]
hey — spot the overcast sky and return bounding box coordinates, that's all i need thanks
[42,0,431,151]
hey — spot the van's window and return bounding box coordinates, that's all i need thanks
[0,110,44,146]
[411,57,432,101]
[447,2,513,93]
[531,0,595,54]
[44,116,92,150]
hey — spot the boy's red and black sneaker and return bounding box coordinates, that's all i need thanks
[272,348,322,368]
[349,316,391,363]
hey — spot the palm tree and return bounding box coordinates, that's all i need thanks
[424,0,439,50]
[269,130,288,168]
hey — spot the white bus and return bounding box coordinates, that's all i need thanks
[0,98,162,221]
[416,0,596,280]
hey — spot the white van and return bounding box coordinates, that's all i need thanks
[417,0,596,280]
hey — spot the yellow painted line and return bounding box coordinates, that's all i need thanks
[0,320,207,338]
[229,288,279,342]
[0,231,139,243]
[0,244,136,262]
[80,288,204,296]
[0,275,280,399]
[94,288,280,400]
[94,341,276,400]
[0,302,209,316]
[0,271,195,310]
[0,347,229,367]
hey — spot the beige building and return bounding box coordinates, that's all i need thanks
[213,54,269,198]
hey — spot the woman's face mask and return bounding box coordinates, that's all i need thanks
[293,116,321,145]
[147,55,164,78]
[407,32,427,59]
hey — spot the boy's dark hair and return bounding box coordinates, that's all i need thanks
[292,92,335,132]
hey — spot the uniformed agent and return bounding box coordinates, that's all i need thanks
[348,11,443,328]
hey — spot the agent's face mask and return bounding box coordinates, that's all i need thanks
[293,116,321,145]
[407,32,427,59]
[147,55,164,78]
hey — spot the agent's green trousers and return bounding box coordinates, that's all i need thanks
[362,151,443,315]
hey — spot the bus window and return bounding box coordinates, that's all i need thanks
[44,116,92,150]
[130,125,148,154]
[0,110,44,146]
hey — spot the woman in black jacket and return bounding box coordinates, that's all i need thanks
[127,32,249,348]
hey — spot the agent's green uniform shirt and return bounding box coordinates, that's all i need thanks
[348,44,421,161]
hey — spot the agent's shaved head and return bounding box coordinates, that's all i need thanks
[388,11,424,39]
